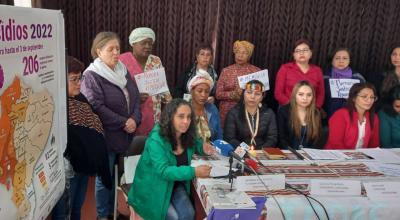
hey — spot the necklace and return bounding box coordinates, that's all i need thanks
[299,125,307,149]
[245,108,259,146]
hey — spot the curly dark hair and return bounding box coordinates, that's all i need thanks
[159,98,197,150]
[382,85,400,117]
[346,82,377,128]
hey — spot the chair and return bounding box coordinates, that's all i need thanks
[114,135,147,220]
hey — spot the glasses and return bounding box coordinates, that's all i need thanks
[357,95,378,102]
[68,75,82,83]
[294,48,310,54]
[334,57,349,61]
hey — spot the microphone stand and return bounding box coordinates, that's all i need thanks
[228,154,234,191]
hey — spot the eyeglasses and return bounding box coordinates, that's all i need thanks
[334,57,350,61]
[68,76,82,83]
[357,95,378,102]
[294,48,310,54]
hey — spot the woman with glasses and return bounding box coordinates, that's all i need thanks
[80,32,141,220]
[224,80,277,149]
[277,81,322,149]
[325,83,380,149]
[274,39,325,108]
[323,48,366,119]
[216,40,261,126]
[379,85,400,148]
[119,27,172,135]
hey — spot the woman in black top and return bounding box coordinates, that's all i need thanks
[224,80,277,149]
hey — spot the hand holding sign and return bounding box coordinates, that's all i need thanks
[134,67,169,96]
[237,69,270,91]
[329,78,360,98]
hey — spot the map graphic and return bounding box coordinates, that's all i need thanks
[0,76,54,219]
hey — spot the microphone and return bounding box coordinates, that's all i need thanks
[211,140,245,163]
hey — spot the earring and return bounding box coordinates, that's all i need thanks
[258,103,262,108]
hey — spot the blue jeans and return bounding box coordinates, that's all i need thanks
[52,172,88,220]
[70,173,89,220]
[95,151,116,218]
[166,184,195,220]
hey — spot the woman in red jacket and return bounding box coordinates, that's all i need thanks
[325,83,380,149]
[274,39,325,108]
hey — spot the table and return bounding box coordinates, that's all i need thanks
[192,149,400,220]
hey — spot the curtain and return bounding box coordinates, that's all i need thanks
[0,0,14,5]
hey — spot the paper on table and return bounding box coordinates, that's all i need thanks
[303,148,351,160]
[236,174,285,191]
[309,179,361,196]
[191,159,231,177]
[364,162,400,177]
[358,148,400,164]
[363,181,400,200]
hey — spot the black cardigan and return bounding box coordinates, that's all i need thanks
[223,105,278,150]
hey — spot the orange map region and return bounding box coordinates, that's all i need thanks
[0,77,21,187]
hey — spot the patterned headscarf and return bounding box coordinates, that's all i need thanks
[187,69,214,92]
[233,40,255,57]
[129,27,155,45]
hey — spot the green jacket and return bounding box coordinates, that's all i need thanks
[128,124,204,220]
[379,110,400,148]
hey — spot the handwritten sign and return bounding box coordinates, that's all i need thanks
[134,67,169,96]
[329,78,360,98]
[363,181,400,199]
[310,179,361,196]
[238,69,270,91]
[236,174,285,191]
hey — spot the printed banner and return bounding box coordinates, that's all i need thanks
[0,5,66,220]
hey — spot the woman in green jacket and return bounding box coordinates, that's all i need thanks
[128,98,214,220]
[379,85,400,148]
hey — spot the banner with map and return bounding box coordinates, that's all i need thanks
[0,6,66,220]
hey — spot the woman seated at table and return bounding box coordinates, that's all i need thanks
[224,80,277,149]
[379,85,400,148]
[323,47,366,118]
[174,44,218,102]
[325,83,380,149]
[278,81,322,149]
[187,69,223,142]
[128,99,215,220]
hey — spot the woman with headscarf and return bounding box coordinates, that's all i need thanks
[274,39,325,108]
[216,40,261,126]
[119,27,172,135]
[187,69,223,142]
[174,44,218,102]
[80,32,141,220]
[224,80,277,150]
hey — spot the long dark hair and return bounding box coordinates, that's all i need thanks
[346,82,377,128]
[159,98,197,150]
[382,85,400,117]
[381,45,400,98]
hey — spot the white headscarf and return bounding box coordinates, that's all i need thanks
[129,27,155,45]
[187,69,214,92]
[86,58,127,90]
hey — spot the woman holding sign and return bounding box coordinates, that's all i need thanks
[119,27,172,135]
[277,81,323,149]
[81,32,141,220]
[323,48,366,119]
[379,85,400,148]
[216,40,261,126]
[224,80,277,150]
[325,83,380,149]
[274,39,325,108]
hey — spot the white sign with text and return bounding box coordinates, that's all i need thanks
[238,69,270,91]
[363,181,400,199]
[134,67,169,96]
[329,78,360,98]
[310,179,361,196]
[236,174,285,191]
